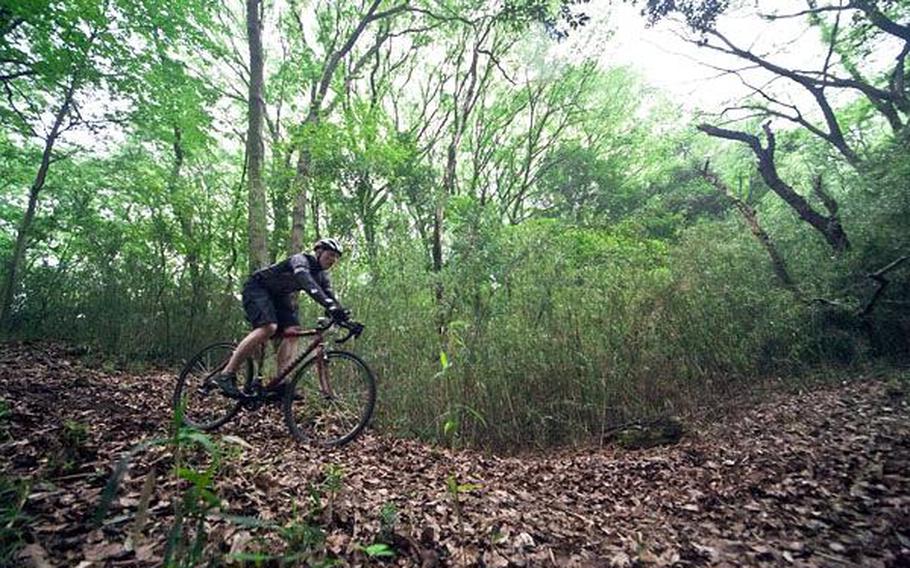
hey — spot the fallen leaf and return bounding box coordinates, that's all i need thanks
[19,543,53,568]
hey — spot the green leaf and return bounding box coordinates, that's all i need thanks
[443,419,457,439]
[445,474,458,495]
[439,350,449,370]
[363,543,396,557]
[176,467,211,487]
[213,513,278,529]
[228,552,280,562]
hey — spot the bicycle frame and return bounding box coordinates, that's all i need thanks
[178,318,372,445]
[260,326,328,392]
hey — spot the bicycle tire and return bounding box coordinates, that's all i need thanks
[173,342,245,431]
[283,350,377,447]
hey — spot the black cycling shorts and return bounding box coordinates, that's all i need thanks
[242,280,299,330]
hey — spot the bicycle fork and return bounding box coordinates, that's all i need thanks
[316,345,335,399]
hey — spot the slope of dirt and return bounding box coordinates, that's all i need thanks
[1,341,909,567]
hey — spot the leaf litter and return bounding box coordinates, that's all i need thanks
[0,341,908,566]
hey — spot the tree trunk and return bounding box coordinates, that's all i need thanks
[699,166,799,295]
[355,174,379,264]
[287,0,399,254]
[698,122,850,253]
[289,145,311,254]
[246,0,269,271]
[432,142,458,280]
[168,126,203,344]
[0,82,73,332]
[269,147,294,261]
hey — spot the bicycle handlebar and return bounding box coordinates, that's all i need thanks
[335,321,364,344]
[314,317,364,344]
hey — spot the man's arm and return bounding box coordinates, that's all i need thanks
[318,271,342,308]
[289,255,339,310]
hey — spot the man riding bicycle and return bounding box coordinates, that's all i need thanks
[214,238,352,397]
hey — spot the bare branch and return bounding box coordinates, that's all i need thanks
[369,3,409,23]
[478,48,515,85]
[3,80,38,138]
[698,162,799,294]
[891,41,910,111]
[812,174,839,217]
[819,3,843,89]
[859,255,910,317]
[702,29,860,164]
[699,121,850,252]
[759,5,848,20]
[0,69,35,81]
[697,123,762,151]
[405,6,480,27]
[853,0,910,42]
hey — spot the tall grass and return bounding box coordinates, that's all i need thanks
[343,215,889,451]
[11,160,909,450]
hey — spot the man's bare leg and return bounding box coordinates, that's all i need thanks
[277,333,299,377]
[223,324,277,375]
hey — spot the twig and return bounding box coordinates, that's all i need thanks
[859,255,910,317]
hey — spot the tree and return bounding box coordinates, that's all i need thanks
[246,0,269,270]
[645,1,909,163]
[698,122,850,252]
[0,0,218,332]
[286,0,411,253]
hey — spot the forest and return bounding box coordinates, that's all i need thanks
[1,0,909,565]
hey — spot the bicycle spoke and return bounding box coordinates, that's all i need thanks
[284,351,376,447]
[174,343,242,431]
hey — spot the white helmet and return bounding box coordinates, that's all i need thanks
[314,238,344,256]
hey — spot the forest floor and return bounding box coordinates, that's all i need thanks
[1,341,909,567]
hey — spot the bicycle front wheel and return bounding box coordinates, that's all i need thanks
[174,342,243,431]
[283,350,376,447]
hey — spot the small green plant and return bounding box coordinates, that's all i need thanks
[378,501,398,541]
[95,400,225,567]
[445,474,482,539]
[63,419,89,448]
[885,370,910,399]
[320,463,344,523]
[0,476,29,566]
[50,419,92,475]
[359,542,395,559]
[443,417,458,447]
[281,516,327,564]
[246,467,346,566]
[0,399,10,441]
[163,434,222,566]
[273,487,343,566]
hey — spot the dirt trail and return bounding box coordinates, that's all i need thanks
[1,342,909,567]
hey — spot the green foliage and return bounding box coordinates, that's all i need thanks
[378,501,398,541]
[360,543,395,558]
[47,419,92,475]
[95,404,226,567]
[0,399,9,441]
[0,476,30,566]
[885,370,910,400]
[3,0,909,453]
[280,516,327,563]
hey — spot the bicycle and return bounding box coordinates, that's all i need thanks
[173,319,376,447]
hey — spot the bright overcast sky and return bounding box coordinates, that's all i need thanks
[550,1,838,115]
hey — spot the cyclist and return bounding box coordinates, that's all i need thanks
[213,238,351,397]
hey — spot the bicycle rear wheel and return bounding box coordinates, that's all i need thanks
[283,350,376,447]
[174,342,246,431]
